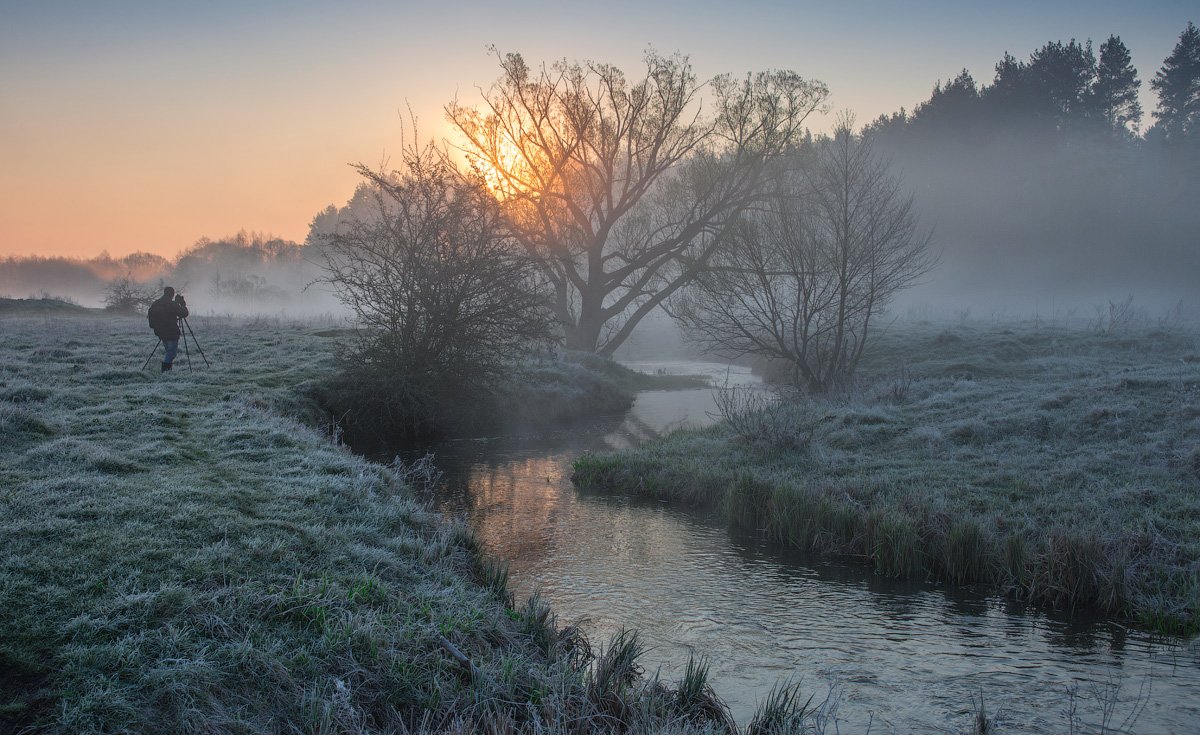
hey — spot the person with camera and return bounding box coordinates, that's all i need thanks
[147,286,190,372]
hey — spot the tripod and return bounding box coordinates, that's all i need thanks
[141,317,211,371]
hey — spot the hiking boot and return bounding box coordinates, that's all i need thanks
[161,362,172,372]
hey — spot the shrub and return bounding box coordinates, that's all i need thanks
[315,140,556,439]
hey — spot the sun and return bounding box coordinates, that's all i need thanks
[468,133,536,202]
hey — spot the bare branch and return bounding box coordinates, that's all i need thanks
[448,51,828,353]
[674,119,935,392]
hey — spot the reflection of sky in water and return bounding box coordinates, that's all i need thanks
[417,361,1200,733]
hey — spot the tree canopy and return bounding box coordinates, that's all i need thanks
[674,120,933,391]
[1093,35,1142,137]
[447,50,828,355]
[867,36,1151,142]
[1151,21,1200,143]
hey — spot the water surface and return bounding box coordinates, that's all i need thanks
[390,361,1199,733]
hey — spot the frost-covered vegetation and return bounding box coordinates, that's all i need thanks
[0,313,766,734]
[574,320,1200,634]
[0,315,498,731]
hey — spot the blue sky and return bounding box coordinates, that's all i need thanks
[1,0,1193,256]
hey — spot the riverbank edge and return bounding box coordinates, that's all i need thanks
[571,432,1199,637]
[2,316,760,734]
[314,344,709,446]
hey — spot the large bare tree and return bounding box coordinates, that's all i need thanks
[673,118,935,392]
[448,50,828,355]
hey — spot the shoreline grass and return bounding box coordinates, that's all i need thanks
[573,320,1200,635]
[0,313,806,734]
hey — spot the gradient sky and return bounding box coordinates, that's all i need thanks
[1,1,1194,259]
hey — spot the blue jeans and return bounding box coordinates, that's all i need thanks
[163,338,179,364]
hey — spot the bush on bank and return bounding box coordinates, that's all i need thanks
[319,348,708,445]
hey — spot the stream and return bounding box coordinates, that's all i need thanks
[385,361,1199,734]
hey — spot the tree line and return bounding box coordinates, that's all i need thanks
[861,24,1200,310]
[312,23,1198,405]
[867,23,1199,146]
[15,25,1195,401]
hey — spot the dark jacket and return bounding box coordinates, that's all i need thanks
[148,296,189,340]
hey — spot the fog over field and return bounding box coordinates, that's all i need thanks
[0,232,343,317]
[3,6,1199,734]
[876,124,1200,317]
[6,31,1199,325]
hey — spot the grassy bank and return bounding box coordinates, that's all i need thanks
[574,321,1200,634]
[0,315,514,731]
[0,313,829,734]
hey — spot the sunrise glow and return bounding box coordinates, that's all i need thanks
[0,1,1191,262]
[463,130,543,203]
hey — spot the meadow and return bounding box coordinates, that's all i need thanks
[574,318,1200,634]
[0,310,826,735]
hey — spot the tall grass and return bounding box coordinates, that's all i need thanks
[574,320,1200,634]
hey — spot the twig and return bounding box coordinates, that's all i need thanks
[437,632,483,680]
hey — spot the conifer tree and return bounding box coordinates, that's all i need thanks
[1150,22,1200,142]
[1092,35,1142,136]
[1027,40,1097,129]
[984,41,1096,132]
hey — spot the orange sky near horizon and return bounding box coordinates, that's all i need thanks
[1,1,1191,260]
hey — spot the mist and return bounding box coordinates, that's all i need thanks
[865,34,1200,320]
[0,230,344,319]
[878,134,1199,318]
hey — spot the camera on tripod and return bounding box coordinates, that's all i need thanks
[141,289,210,371]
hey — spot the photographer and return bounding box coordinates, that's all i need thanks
[147,286,190,372]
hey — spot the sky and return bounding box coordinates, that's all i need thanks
[1,0,1194,259]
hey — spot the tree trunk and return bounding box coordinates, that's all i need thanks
[564,309,603,353]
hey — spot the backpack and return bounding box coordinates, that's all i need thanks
[147,299,171,334]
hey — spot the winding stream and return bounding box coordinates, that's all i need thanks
[388,361,1199,733]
